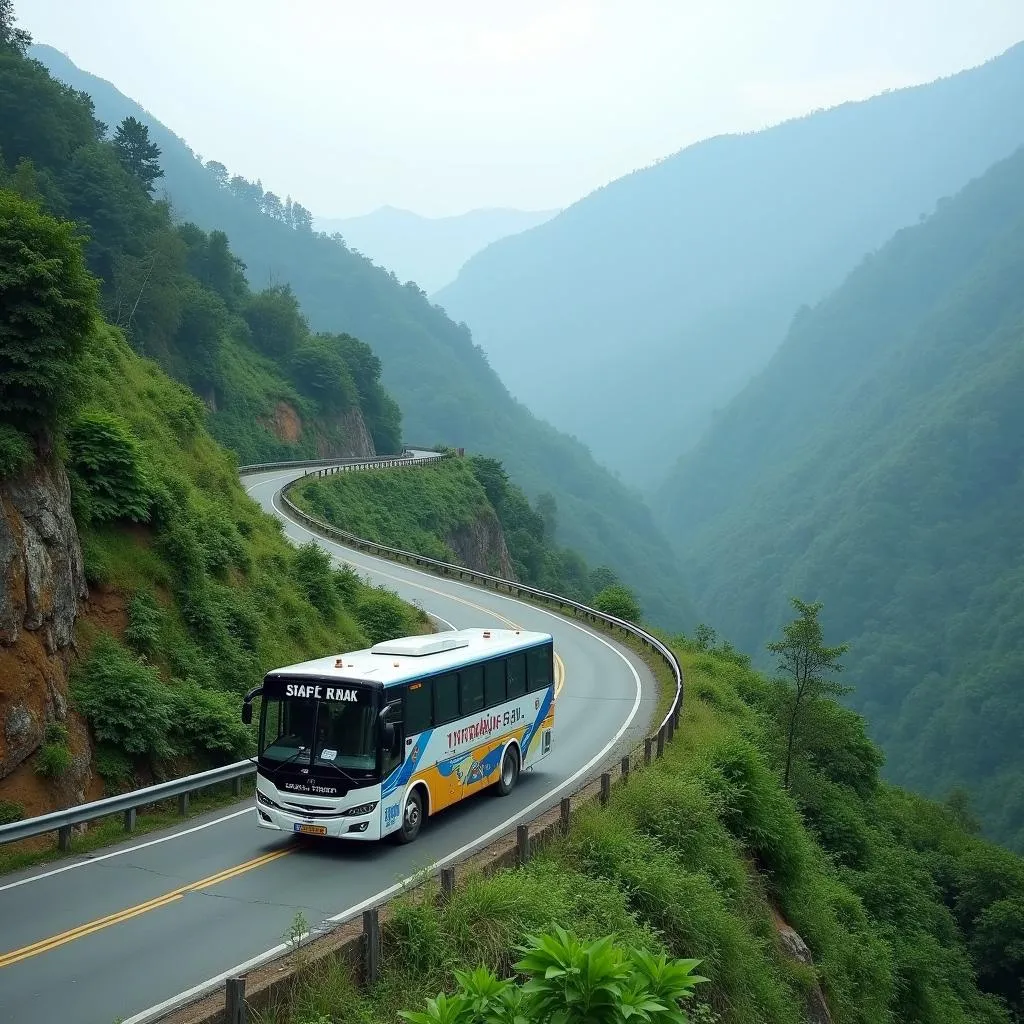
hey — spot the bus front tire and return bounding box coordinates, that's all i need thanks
[395,788,423,844]
[495,745,520,796]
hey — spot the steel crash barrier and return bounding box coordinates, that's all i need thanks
[0,448,682,853]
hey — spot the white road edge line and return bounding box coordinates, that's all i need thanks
[123,470,650,1024]
[0,809,255,895]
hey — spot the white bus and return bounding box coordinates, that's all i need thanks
[241,628,556,844]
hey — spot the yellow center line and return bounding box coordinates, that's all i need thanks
[0,847,293,969]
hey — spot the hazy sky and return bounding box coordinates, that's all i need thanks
[18,1,1024,219]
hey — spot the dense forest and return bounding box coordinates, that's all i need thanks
[435,41,1024,489]
[657,142,1024,852]
[0,11,424,821]
[292,453,644,617]
[32,42,698,633]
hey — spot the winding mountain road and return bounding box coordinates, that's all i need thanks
[0,455,658,1024]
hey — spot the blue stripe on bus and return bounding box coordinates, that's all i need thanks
[382,728,433,797]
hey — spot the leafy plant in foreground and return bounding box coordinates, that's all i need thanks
[397,926,707,1024]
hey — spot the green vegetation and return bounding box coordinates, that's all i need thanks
[0,186,425,800]
[0,23,401,466]
[434,43,1024,488]
[657,141,1024,851]
[30,38,699,633]
[255,603,1024,1024]
[291,453,644,610]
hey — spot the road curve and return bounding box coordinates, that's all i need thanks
[0,457,658,1024]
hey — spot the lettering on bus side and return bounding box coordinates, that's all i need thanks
[284,684,360,701]
[447,704,525,749]
[383,801,401,830]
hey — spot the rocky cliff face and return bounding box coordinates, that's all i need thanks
[319,408,376,459]
[446,508,517,580]
[0,459,92,814]
[259,401,377,459]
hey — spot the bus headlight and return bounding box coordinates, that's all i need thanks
[257,789,281,810]
[343,801,378,817]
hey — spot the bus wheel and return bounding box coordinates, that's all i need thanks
[495,745,520,796]
[396,788,423,844]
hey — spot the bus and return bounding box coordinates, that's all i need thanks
[241,628,556,844]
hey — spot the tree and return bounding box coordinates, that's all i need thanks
[289,337,358,413]
[593,584,642,624]
[0,0,30,55]
[0,189,99,434]
[112,117,163,195]
[588,565,619,595]
[261,191,283,220]
[767,598,851,790]
[536,492,557,539]
[204,160,228,187]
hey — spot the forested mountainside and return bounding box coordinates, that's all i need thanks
[434,42,1024,489]
[656,143,1024,852]
[0,187,423,826]
[0,45,401,465]
[315,205,558,295]
[31,43,697,632]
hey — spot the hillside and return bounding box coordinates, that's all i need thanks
[315,205,557,294]
[0,185,424,829]
[433,42,1024,488]
[655,143,1024,851]
[30,42,698,632]
[291,453,643,613]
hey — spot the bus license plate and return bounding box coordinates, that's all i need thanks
[294,823,327,836]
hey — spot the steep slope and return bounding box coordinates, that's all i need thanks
[657,144,1024,851]
[434,42,1024,488]
[0,187,425,826]
[29,42,696,631]
[315,205,558,294]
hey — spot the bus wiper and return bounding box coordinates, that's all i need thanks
[261,747,309,779]
[314,757,361,786]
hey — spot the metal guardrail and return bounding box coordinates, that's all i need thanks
[0,447,682,853]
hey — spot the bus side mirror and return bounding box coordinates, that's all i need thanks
[242,704,253,725]
[383,722,396,750]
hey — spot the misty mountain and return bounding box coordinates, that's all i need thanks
[316,205,557,294]
[434,42,1024,490]
[657,143,1024,850]
[30,43,697,631]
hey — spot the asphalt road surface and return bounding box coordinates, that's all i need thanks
[0,456,658,1024]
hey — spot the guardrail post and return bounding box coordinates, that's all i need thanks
[58,825,72,851]
[124,807,136,832]
[225,976,247,1024]
[178,792,189,816]
[667,716,675,743]
[233,776,243,798]
[621,755,630,782]
[600,772,611,806]
[560,797,571,836]
[440,867,455,901]
[657,726,666,759]
[644,737,653,766]
[363,908,381,986]
[517,824,530,865]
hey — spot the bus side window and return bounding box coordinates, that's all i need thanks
[459,665,485,716]
[527,644,552,692]
[484,658,506,708]
[507,653,526,699]
[433,673,460,726]
[405,679,433,734]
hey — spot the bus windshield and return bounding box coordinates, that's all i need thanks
[259,694,378,775]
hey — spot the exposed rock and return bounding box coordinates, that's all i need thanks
[447,509,517,580]
[772,906,833,1024]
[260,400,303,443]
[317,408,376,459]
[0,459,87,784]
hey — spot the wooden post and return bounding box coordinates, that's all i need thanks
[363,908,380,986]
[225,976,247,1024]
[667,716,675,742]
[621,755,630,782]
[560,797,571,836]
[58,825,72,852]
[644,738,652,766]
[657,727,665,759]
[517,824,530,865]
[600,772,611,806]
[124,807,136,832]
[440,867,455,901]
[178,792,189,816]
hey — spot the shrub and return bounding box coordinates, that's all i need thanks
[0,423,32,478]
[0,800,25,825]
[70,634,175,760]
[92,744,135,790]
[356,587,411,645]
[35,742,73,777]
[169,681,254,761]
[592,584,643,624]
[123,590,163,656]
[66,410,153,524]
